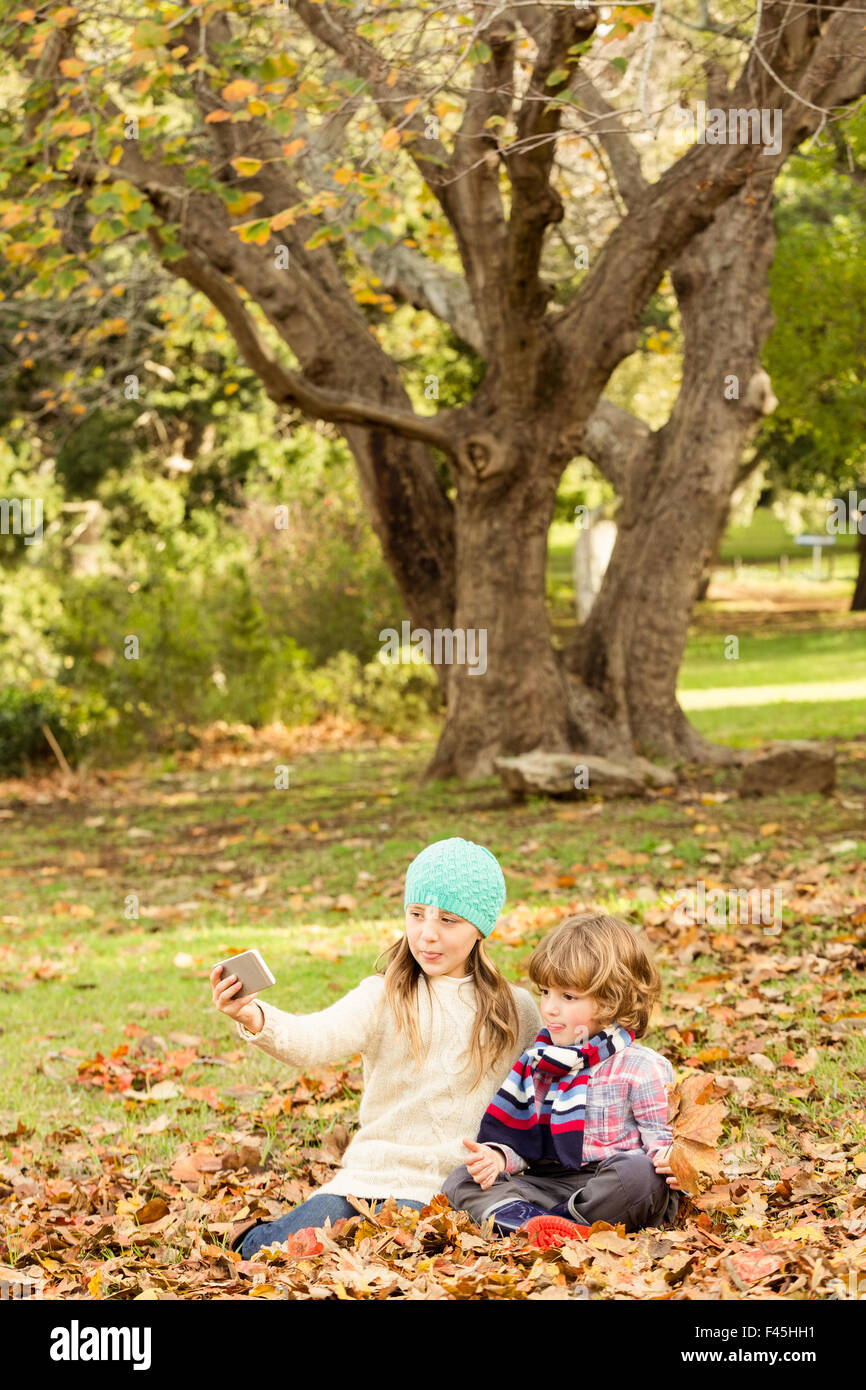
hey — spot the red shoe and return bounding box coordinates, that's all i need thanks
[522,1214,591,1249]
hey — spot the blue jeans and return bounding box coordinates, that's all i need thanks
[240,1194,428,1259]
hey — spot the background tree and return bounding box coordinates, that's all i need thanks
[3,1,866,777]
[758,108,866,611]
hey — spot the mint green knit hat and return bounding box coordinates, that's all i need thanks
[403,837,506,937]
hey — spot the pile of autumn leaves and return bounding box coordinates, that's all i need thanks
[225,1074,726,1300]
[0,1075,758,1302]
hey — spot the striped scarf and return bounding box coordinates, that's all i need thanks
[477,1024,635,1170]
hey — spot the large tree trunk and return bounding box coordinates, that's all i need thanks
[340,424,456,659]
[566,172,780,764]
[425,444,571,780]
[852,524,866,611]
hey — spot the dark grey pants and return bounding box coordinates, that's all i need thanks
[443,1150,678,1234]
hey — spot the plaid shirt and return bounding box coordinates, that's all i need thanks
[487,1041,675,1175]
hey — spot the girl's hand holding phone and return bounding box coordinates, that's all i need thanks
[463,1138,506,1190]
[210,964,264,1035]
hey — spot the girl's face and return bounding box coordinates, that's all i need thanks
[405,904,482,978]
[537,984,601,1046]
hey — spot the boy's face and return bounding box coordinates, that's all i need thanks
[538,984,601,1046]
[405,903,482,978]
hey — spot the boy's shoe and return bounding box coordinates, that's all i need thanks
[484,1199,551,1234]
[522,1214,591,1249]
[483,1199,591,1246]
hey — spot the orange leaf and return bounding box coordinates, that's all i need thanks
[270,207,297,230]
[136,1197,170,1224]
[205,109,231,123]
[381,128,400,150]
[669,1137,722,1193]
[687,1047,730,1065]
[728,1250,783,1287]
[281,137,306,157]
[221,79,258,102]
[674,1100,726,1147]
[225,191,263,215]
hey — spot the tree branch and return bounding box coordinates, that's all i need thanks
[568,71,648,211]
[288,0,513,360]
[153,241,458,455]
[549,0,866,437]
[561,398,652,493]
[507,2,599,240]
[358,242,484,354]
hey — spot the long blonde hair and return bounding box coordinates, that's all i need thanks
[528,913,662,1036]
[374,933,520,1091]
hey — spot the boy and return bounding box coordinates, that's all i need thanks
[442,913,682,1247]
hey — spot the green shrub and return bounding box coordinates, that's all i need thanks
[0,682,79,775]
[55,554,312,758]
[281,648,443,732]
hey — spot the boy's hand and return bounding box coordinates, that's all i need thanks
[210,964,263,1035]
[463,1138,506,1190]
[651,1144,682,1191]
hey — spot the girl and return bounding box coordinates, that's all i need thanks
[443,913,682,1247]
[211,836,541,1259]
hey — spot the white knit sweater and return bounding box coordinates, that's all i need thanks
[234,971,542,1203]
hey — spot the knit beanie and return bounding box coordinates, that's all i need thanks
[403,837,506,937]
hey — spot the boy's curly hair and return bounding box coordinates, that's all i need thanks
[528,913,662,1037]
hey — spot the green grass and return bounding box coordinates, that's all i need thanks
[547,517,860,608]
[719,507,859,562]
[546,514,866,746]
[678,626,866,689]
[1,739,864,1160]
[687,699,866,745]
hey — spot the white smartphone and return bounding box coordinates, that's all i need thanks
[213,948,276,1000]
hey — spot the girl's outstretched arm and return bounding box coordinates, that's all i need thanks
[224,973,386,1068]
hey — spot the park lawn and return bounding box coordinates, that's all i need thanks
[547,509,859,584]
[1,737,865,1291]
[678,625,866,690]
[687,699,866,745]
[546,516,859,611]
[719,507,859,563]
[547,517,866,746]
